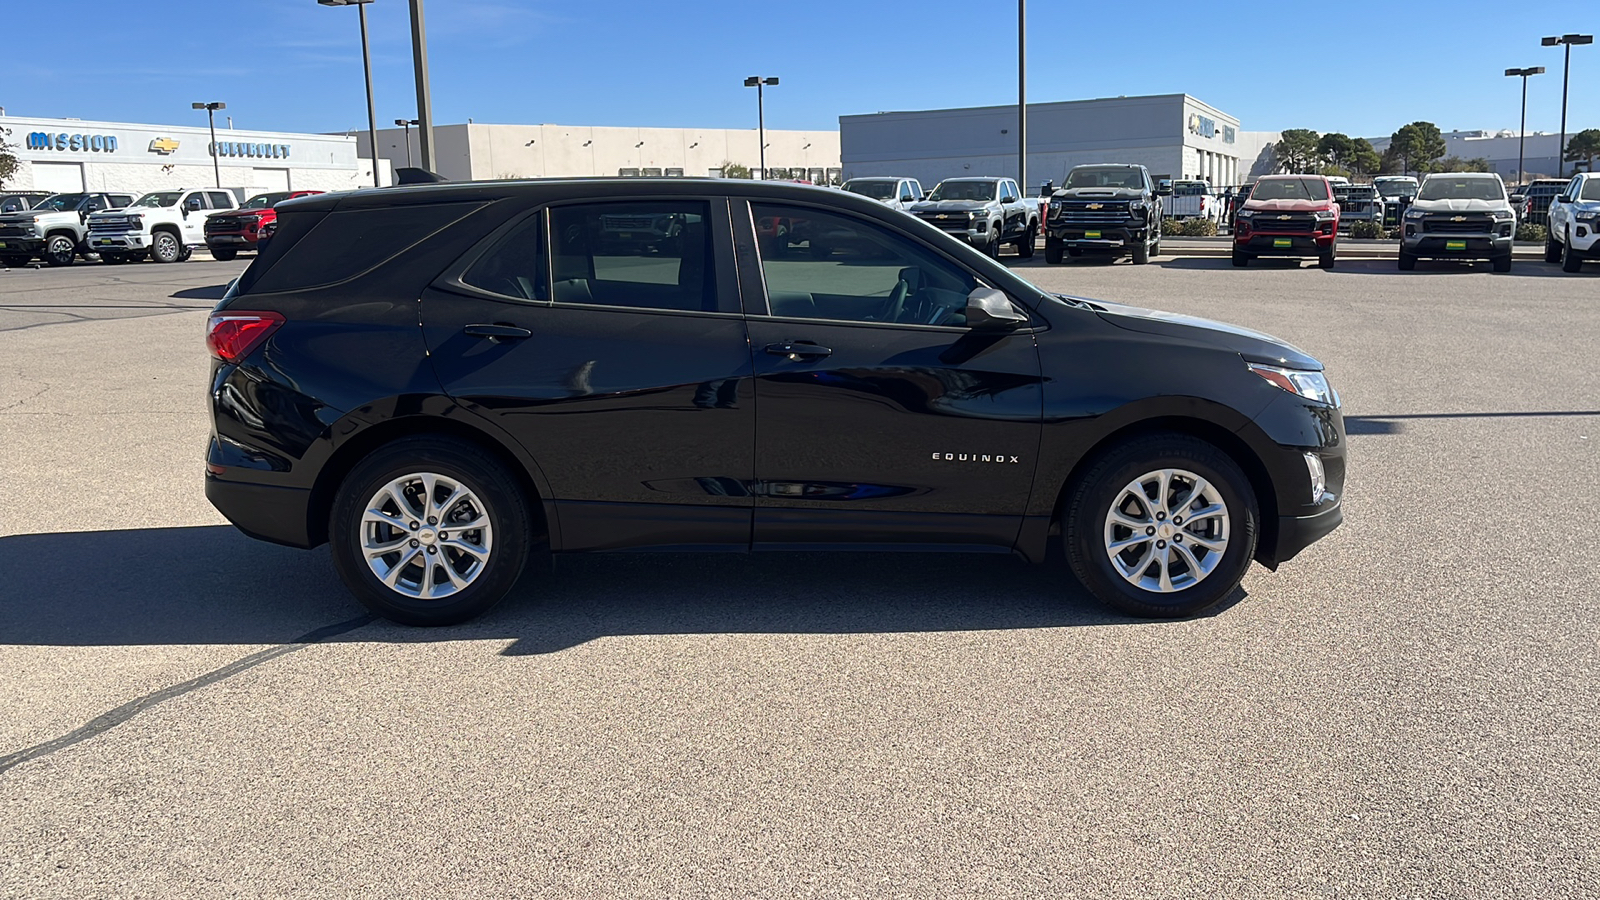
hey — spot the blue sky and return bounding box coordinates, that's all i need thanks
[1,0,1592,140]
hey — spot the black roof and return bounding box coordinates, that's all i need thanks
[278,177,880,215]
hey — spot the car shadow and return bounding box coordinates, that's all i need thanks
[169,284,231,300]
[0,525,1244,654]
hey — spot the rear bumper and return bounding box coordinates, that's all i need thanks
[206,473,315,549]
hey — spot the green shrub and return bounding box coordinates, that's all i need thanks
[1161,217,1218,237]
[1515,223,1547,243]
[1348,220,1388,239]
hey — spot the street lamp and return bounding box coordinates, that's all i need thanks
[743,76,778,180]
[394,118,418,167]
[1542,33,1594,177]
[191,101,225,188]
[1504,67,1545,186]
[319,0,380,186]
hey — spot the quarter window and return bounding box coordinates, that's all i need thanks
[206,192,235,210]
[752,203,980,327]
[460,213,548,303]
[548,201,720,312]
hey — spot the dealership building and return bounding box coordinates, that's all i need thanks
[359,122,843,183]
[840,94,1271,191]
[0,115,389,197]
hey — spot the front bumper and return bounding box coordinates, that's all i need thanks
[1273,503,1344,566]
[1047,221,1147,252]
[0,235,44,254]
[205,232,260,248]
[1236,232,1334,256]
[1402,232,1512,259]
[88,230,149,252]
[1565,219,1600,254]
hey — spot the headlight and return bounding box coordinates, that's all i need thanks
[1248,363,1337,405]
[1492,210,1515,221]
[1576,211,1599,222]
[1314,210,1337,220]
[1404,208,1425,219]
[1236,209,1255,219]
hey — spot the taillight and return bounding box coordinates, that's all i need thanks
[207,311,284,362]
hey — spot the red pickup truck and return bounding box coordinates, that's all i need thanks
[1232,175,1340,269]
[204,190,323,261]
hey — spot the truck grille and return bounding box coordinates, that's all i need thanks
[1251,214,1316,232]
[89,217,135,231]
[916,212,971,232]
[207,217,246,232]
[0,224,33,237]
[1422,215,1494,233]
[1056,201,1131,223]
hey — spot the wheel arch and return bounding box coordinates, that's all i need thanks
[306,412,552,550]
[1048,414,1280,568]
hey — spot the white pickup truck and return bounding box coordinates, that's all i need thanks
[85,188,240,264]
[1160,180,1222,224]
[1545,171,1600,273]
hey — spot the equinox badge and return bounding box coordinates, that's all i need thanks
[932,452,1020,464]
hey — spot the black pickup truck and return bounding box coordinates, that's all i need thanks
[1044,164,1163,265]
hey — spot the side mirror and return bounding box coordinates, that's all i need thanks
[1155,184,1173,196]
[965,288,1027,331]
[186,197,203,211]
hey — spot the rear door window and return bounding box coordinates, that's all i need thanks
[206,192,236,210]
[546,201,725,313]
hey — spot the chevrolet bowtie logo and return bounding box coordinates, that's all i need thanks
[1086,203,1103,210]
[937,214,948,219]
[1451,216,1466,222]
[1278,214,1291,220]
[149,137,180,155]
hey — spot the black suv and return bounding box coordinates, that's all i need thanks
[1044,164,1162,264]
[206,179,1346,625]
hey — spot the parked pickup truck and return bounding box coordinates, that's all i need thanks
[1044,163,1162,265]
[1399,172,1515,272]
[87,188,241,264]
[1372,176,1418,227]
[841,177,925,211]
[1232,174,1340,269]
[0,191,136,267]
[1544,171,1600,273]
[1161,180,1221,224]
[1332,183,1383,232]
[908,176,1039,257]
[203,190,323,261]
[0,191,52,214]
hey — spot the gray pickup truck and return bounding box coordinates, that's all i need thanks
[1399,172,1516,272]
[0,191,137,267]
[908,176,1040,257]
[1045,164,1162,264]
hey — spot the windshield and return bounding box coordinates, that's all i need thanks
[1373,178,1418,198]
[1064,167,1144,189]
[842,181,898,200]
[1417,177,1505,202]
[239,192,294,210]
[1251,178,1330,201]
[929,181,997,201]
[1173,182,1210,196]
[31,193,89,212]
[131,191,183,208]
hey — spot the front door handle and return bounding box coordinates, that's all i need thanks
[764,341,832,361]
[464,323,532,340]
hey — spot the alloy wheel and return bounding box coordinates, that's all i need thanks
[1103,467,1230,593]
[360,472,494,599]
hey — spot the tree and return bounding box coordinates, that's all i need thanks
[1275,129,1321,173]
[1317,132,1356,171]
[1564,129,1600,172]
[1428,156,1490,173]
[1389,122,1446,177]
[718,161,752,179]
[0,127,20,188]
[1349,138,1383,177]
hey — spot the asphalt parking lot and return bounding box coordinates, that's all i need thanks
[2,250,1597,898]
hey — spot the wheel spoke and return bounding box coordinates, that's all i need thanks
[446,515,488,532]
[418,474,438,516]
[1108,533,1151,552]
[1156,545,1174,592]
[419,556,437,596]
[1185,503,1226,523]
[1188,533,1226,552]
[1173,542,1206,577]
[364,534,410,559]
[440,537,490,561]
[1109,510,1151,531]
[386,485,418,521]
[1182,477,1212,512]
[1116,544,1154,585]
[362,507,406,528]
[440,561,470,590]
[1156,469,1173,516]
[382,547,421,587]
[433,484,466,519]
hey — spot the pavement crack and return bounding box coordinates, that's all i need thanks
[0,614,376,777]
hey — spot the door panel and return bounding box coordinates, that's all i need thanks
[421,198,756,551]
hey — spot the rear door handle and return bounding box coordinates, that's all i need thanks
[764,341,833,360]
[464,323,532,340]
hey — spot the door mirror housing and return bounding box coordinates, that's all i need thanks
[186,197,203,211]
[965,288,1027,330]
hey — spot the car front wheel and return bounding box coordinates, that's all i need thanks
[1562,230,1584,272]
[43,234,77,267]
[150,231,181,264]
[1064,434,1258,618]
[330,436,532,626]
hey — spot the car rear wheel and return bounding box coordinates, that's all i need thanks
[1545,232,1562,263]
[1562,230,1584,272]
[211,247,238,262]
[330,437,532,626]
[43,234,77,267]
[1064,434,1259,618]
[149,231,181,264]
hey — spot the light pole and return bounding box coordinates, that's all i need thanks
[1543,33,1594,178]
[1505,67,1545,186]
[409,0,436,171]
[395,118,418,167]
[318,0,380,186]
[743,76,778,179]
[191,101,225,188]
[1018,0,1026,192]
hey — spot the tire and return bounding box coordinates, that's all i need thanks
[211,247,238,262]
[1015,221,1036,258]
[1044,241,1063,265]
[1231,249,1249,267]
[177,243,193,262]
[1063,433,1259,619]
[987,227,1002,259]
[1495,253,1515,274]
[1318,247,1335,269]
[42,233,77,267]
[149,231,181,264]
[329,436,532,627]
[1,254,29,268]
[1132,238,1150,265]
[1398,251,1417,271]
[1561,230,1583,272]
[1545,233,1562,263]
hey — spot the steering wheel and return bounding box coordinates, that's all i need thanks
[883,278,910,324]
